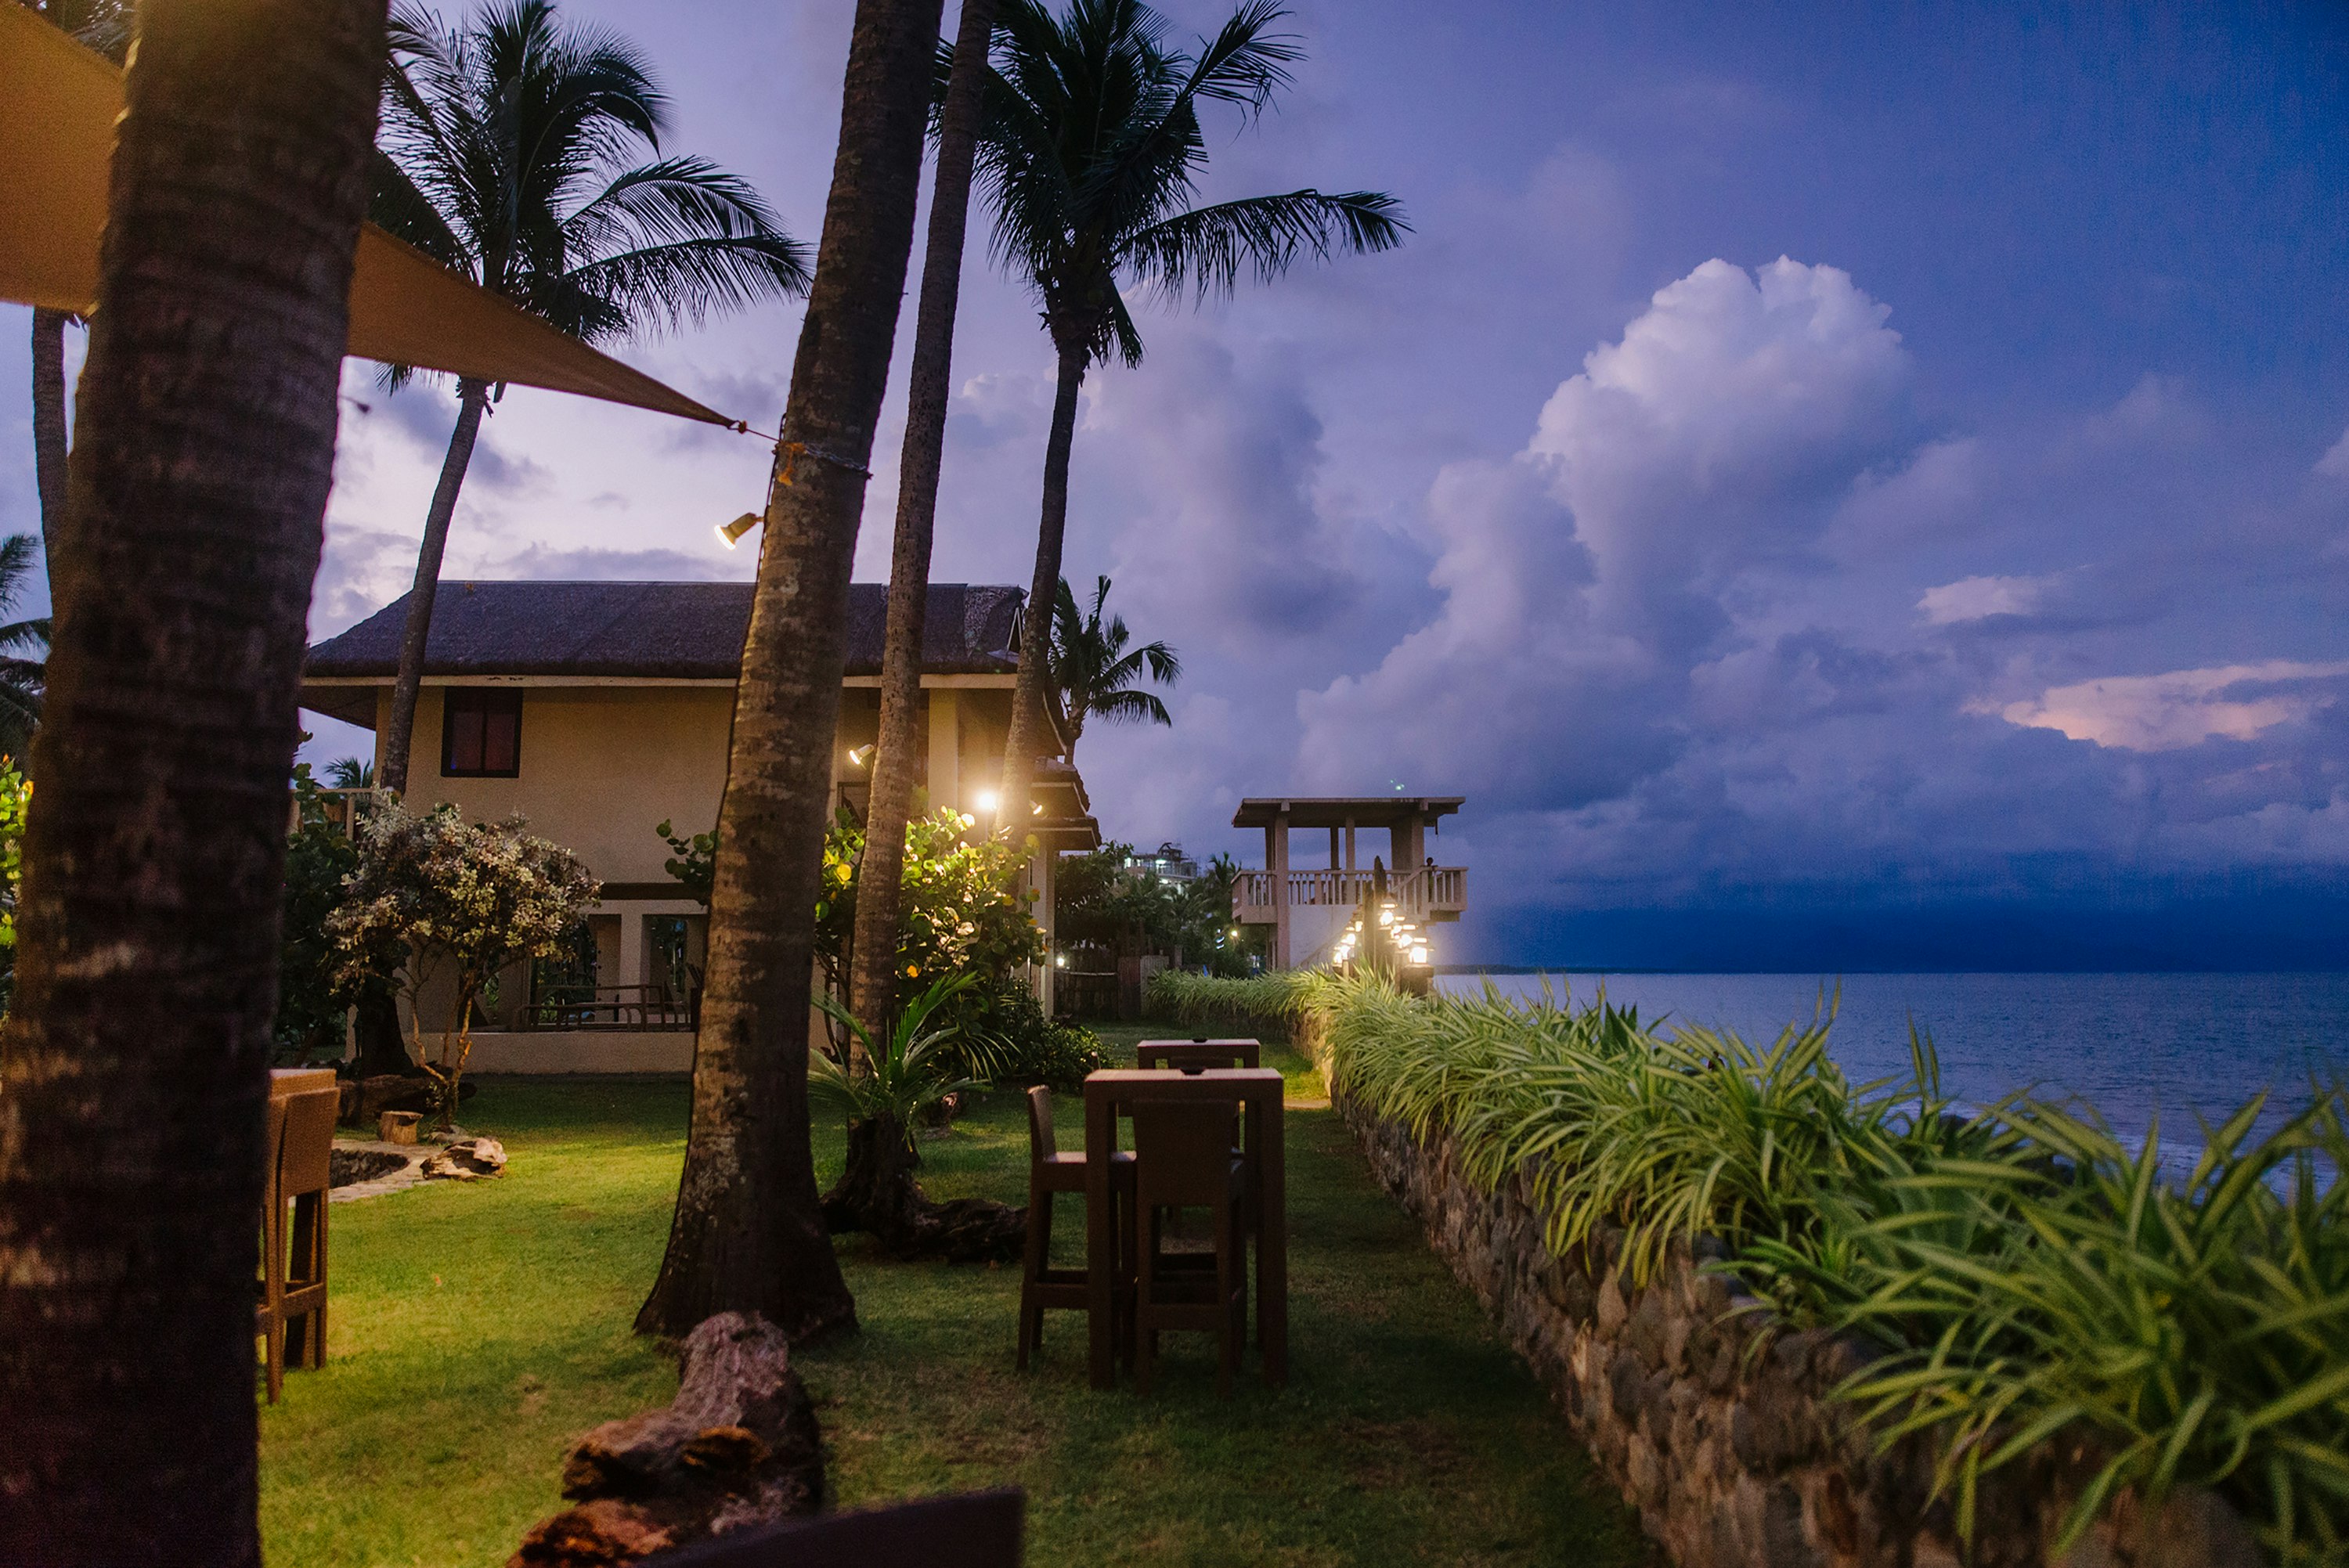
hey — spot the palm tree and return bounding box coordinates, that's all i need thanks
[0,0,384,1559]
[636,0,945,1345]
[0,535,52,765]
[18,2,132,569]
[973,0,1405,816]
[847,0,1001,1043]
[369,0,812,793]
[1048,574,1177,762]
[323,755,376,788]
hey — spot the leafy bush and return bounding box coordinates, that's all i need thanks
[331,802,599,1125]
[1146,967,1318,1034]
[1058,842,1255,975]
[1181,968,2348,1564]
[274,766,366,1060]
[0,756,26,1015]
[952,975,1104,1090]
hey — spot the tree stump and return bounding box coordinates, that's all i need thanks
[509,1313,824,1568]
[821,1115,1027,1263]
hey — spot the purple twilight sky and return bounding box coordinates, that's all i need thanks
[3,1,2346,968]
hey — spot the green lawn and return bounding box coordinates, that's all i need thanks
[258,1024,1653,1567]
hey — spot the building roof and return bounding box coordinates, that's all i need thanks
[303,580,1025,683]
[1231,796,1464,830]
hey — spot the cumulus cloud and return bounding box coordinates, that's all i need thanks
[1297,257,1914,806]
[2318,425,2349,481]
[1918,571,2062,625]
[1997,660,2349,752]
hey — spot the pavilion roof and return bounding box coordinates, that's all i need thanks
[1230,797,1463,830]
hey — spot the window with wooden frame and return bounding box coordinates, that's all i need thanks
[440,688,522,777]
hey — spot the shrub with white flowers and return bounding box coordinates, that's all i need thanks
[330,802,599,1127]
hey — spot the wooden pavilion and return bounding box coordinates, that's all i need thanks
[1230,797,1466,968]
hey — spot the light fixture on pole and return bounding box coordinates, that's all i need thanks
[715,511,761,550]
[846,744,873,768]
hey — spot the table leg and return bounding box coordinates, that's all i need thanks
[1257,1087,1286,1386]
[1085,1088,1116,1390]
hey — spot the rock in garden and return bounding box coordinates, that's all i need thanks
[509,1312,822,1568]
[421,1137,507,1180]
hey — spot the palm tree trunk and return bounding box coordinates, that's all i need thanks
[30,308,70,569]
[636,0,944,1345]
[377,377,488,795]
[0,2,384,1563]
[850,0,1001,1036]
[999,335,1088,820]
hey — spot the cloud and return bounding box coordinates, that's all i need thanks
[1997,660,2349,752]
[2318,425,2349,481]
[1297,257,1914,807]
[1918,571,2062,625]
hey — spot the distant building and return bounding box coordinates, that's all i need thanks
[1122,841,1200,881]
[302,579,1099,1068]
[1230,796,1466,968]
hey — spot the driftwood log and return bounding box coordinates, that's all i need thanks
[821,1115,1027,1263]
[510,1313,824,1567]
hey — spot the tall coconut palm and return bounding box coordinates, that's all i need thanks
[370,0,811,793]
[1049,573,1177,762]
[974,0,1405,817]
[636,0,945,1344]
[0,0,384,1560]
[848,0,1001,1042]
[0,535,54,763]
[17,1,132,568]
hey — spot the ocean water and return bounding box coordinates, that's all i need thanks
[1436,971,2349,1156]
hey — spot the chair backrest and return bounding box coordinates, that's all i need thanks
[1025,1085,1056,1162]
[279,1087,339,1196]
[262,1094,289,1203]
[1129,1098,1239,1208]
[1137,1041,1259,1072]
[643,1487,1023,1567]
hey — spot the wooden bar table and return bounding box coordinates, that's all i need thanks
[269,1067,337,1101]
[1082,1067,1286,1390]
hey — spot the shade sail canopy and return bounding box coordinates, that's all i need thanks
[0,5,741,428]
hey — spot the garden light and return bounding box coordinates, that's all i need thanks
[846,744,872,767]
[1411,944,1429,964]
[974,789,999,815]
[714,511,761,549]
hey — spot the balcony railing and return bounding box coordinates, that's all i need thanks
[1232,866,1467,921]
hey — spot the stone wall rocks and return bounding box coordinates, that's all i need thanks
[1323,1075,2261,1568]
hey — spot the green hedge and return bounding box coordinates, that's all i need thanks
[1143,968,1321,1036]
[1172,971,2349,1565]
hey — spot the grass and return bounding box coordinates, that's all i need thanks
[257,1021,1654,1568]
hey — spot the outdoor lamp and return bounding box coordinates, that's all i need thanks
[715,511,761,549]
[1032,800,1045,815]
[1377,910,1394,926]
[974,789,1000,815]
[846,744,873,767]
[1412,944,1430,964]
[1054,953,1066,968]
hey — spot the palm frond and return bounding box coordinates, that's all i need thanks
[1121,188,1407,301]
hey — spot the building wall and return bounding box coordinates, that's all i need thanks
[370,678,1019,888]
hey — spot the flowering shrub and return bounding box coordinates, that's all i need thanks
[330,802,599,1125]
[0,758,27,1012]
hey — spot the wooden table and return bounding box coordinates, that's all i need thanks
[1082,1067,1286,1390]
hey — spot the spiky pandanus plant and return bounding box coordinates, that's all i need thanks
[812,971,1026,1263]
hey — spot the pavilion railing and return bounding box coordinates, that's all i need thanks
[1232,866,1467,921]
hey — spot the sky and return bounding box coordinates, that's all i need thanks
[3,1,2347,968]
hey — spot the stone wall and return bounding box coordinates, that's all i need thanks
[1326,1079,2261,1568]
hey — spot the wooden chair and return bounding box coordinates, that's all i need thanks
[276,1087,338,1372]
[256,1093,289,1404]
[1017,1087,1132,1372]
[1128,1098,1248,1397]
[1135,1040,1259,1072]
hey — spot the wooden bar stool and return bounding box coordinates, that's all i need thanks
[1017,1087,1132,1371]
[1135,1040,1259,1071]
[277,1087,338,1372]
[1128,1098,1248,1397]
[256,1093,290,1403]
